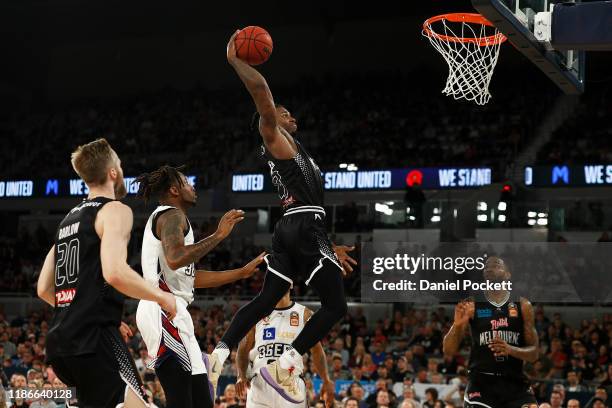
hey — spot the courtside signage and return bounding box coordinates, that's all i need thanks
[524,165,612,187]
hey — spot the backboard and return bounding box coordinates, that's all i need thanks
[472,0,585,94]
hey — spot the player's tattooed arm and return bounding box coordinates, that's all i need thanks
[37,245,56,306]
[443,299,474,356]
[226,30,295,160]
[236,327,255,400]
[306,308,335,407]
[159,209,244,270]
[490,298,539,362]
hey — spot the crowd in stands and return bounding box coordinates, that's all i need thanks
[0,71,555,188]
[1,301,611,407]
[537,89,612,165]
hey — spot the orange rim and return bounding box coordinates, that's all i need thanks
[423,13,507,46]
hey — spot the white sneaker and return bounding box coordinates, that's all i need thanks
[259,360,305,404]
[206,353,222,398]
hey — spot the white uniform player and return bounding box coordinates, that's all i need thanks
[136,205,205,374]
[247,302,308,408]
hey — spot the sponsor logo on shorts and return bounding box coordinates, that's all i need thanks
[290,311,299,327]
[263,328,276,340]
[469,392,481,399]
[477,308,492,318]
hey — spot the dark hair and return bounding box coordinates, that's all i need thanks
[134,165,185,203]
[425,387,438,400]
[249,104,284,131]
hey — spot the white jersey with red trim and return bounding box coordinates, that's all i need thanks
[141,205,195,304]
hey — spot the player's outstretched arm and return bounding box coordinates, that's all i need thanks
[159,208,244,270]
[306,308,335,408]
[236,327,256,400]
[98,201,176,319]
[226,31,295,160]
[194,252,265,288]
[443,300,474,356]
[489,298,539,362]
[37,245,56,306]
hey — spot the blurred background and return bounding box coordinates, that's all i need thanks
[1,1,611,407]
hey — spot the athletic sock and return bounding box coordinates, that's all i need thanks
[212,342,230,367]
[279,346,303,375]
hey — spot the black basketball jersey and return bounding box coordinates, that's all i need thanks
[46,197,124,359]
[468,296,525,379]
[261,138,324,209]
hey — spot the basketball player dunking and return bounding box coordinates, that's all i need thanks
[443,257,539,408]
[235,290,335,408]
[134,165,265,408]
[207,31,357,404]
[36,138,177,408]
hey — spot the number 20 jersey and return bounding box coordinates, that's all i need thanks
[47,197,124,358]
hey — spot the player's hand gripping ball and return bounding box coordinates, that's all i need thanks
[234,26,273,65]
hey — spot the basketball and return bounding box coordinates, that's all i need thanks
[235,26,273,66]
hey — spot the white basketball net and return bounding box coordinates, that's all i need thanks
[423,16,505,105]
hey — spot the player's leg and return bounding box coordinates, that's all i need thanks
[290,259,347,355]
[209,271,290,388]
[501,379,538,408]
[155,357,194,408]
[191,373,214,408]
[463,376,497,408]
[259,259,346,404]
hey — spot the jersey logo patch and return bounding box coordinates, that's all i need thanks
[490,317,509,330]
[263,328,276,340]
[469,392,481,399]
[476,308,492,318]
[508,303,518,317]
[290,311,299,327]
[262,316,271,325]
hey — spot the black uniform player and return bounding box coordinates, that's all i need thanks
[443,257,539,408]
[37,139,176,408]
[208,30,357,404]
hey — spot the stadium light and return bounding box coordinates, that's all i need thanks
[537,218,548,226]
[498,201,507,211]
[409,216,416,221]
[528,219,537,226]
[527,211,537,218]
[433,207,441,215]
[477,214,488,222]
[339,163,347,169]
[431,215,441,222]
[375,203,389,213]
[347,164,358,171]
[384,208,394,216]
[477,201,487,211]
[538,212,547,218]
[498,214,506,222]
[405,207,411,214]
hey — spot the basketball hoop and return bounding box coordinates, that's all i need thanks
[423,13,507,105]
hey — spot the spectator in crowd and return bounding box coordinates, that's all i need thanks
[345,397,360,408]
[372,389,392,408]
[567,370,588,392]
[550,390,564,408]
[567,399,580,408]
[422,388,439,408]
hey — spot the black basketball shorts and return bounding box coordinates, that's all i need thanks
[464,373,537,408]
[264,206,343,287]
[49,326,147,408]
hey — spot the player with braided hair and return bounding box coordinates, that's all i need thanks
[135,164,265,408]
